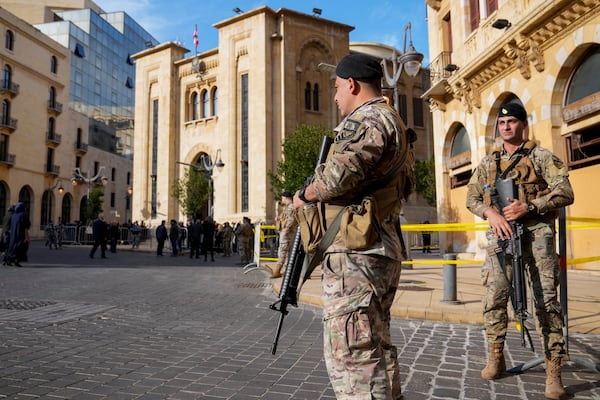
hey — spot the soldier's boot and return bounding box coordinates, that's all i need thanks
[544,356,567,400]
[270,264,283,279]
[481,342,506,380]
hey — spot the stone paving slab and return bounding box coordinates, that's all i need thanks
[0,242,597,399]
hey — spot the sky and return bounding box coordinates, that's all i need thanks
[94,0,430,63]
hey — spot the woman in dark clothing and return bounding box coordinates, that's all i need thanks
[5,202,31,267]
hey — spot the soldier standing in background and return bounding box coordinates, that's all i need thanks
[466,103,574,400]
[270,191,298,278]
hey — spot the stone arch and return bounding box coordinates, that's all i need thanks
[549,22,600,129]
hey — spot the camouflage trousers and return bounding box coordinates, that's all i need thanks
[482,224,566,358]
[322,252,402,400]
[276,235,292,269]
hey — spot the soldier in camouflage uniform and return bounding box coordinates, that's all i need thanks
[294,53,410,400]
[271,191,298,278]
[466,103,574,400]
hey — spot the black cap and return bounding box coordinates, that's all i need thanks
[281,191,293,199]
[336,53,383,80]
[498,103,527,121]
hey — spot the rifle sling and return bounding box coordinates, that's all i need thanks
[299,156,408,289]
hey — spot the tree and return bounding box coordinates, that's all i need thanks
[414,157,436,207]
[87,186,105,222]
[269,124,334,196]
[171,167,209,219]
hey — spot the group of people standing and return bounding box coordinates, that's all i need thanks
[153,216,254,264]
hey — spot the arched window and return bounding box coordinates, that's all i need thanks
[313,83,320,112]
[201,90,209,118]
[61,194,72,224]
[3,65,11,89]
[41,190,53,226]
[49,86,56,107]
[305,82,311,110]
[0,182,7,223]
[191,92,199,120]
[48,117,55,135]
[563,45,600,169]
[211,87,218,116]
[5,30,13,51]
[50,56,57,74]
[18,186,31,215]
[1,99,10,125]
[449,125,472,188]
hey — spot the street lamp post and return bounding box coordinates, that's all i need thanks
[71,166,108,223]
[200,149,225,217]
[125,186,133,224]
[176,149,225,218]
[381,22,424,114]
[44,179,64,226]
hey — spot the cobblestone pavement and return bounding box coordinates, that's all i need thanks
[0,242,598,399]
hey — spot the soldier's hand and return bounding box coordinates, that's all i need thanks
[484,208,512,240]
[502,198,528,221]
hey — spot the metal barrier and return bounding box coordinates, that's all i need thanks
[60,225,151,246]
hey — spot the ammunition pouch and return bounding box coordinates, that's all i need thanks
[340,196,380,251]
[296,203,324,254]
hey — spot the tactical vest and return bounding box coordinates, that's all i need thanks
[483,140,551,212]
[323,102,411,225]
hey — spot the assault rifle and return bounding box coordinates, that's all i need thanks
[269,135,333,355]
[490,178,535,351]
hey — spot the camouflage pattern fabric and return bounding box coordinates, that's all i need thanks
[309,97,406,399]
[481,225,566,358]
[323,252,402,399]
[312,97,407,262]
[466,144,574,221]
[276,202,298,269]
[467,143,574,359]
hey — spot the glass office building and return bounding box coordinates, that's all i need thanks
[36,9,158,158]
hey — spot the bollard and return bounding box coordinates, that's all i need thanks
[441,253,461,304]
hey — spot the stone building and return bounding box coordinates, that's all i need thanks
[0,0,157,235]
[132,6,434,228]
[424,0,599,270]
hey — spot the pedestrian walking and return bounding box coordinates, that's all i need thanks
[45,220,58,250]
[421,220,431,253]
[89,214,108,259]
[466,102,574,400]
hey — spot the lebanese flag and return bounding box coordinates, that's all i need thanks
[193,25,199,48]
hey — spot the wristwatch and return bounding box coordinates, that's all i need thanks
[526,201,537,214]
[298,185,310,203]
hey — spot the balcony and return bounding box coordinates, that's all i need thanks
[46,131,62,146]
[0,116,17,132]
[47,100,63,114]
[422,51,455,105]
[44,164,60,176]
[0,80,19,97]
[75,141,88,154]
[0,153,15,166]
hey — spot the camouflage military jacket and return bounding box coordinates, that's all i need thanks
[311,97,407,260]
[466,141,574,227]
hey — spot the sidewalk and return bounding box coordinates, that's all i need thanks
[272,250,600,336]
[129,239,600,335]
